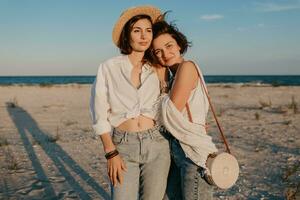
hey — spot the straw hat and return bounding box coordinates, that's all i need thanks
[112,5,161,47]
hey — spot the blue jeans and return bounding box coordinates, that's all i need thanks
[111,126,171,200]
[164,137,213,200]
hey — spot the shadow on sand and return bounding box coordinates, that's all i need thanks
[6,104,110,200]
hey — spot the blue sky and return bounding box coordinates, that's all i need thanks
[1,0,300,75]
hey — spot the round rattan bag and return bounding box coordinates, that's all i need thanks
[204,152,239,189]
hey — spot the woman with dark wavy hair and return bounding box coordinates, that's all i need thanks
[150,15,218,200]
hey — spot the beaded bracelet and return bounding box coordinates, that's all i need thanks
[105,149,119,160]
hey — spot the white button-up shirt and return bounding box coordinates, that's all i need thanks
[90,55,161,135]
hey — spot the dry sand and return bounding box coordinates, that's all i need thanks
[0,84,299,199]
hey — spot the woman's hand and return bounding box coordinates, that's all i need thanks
[100,133,127,186]
[107,154,127,187]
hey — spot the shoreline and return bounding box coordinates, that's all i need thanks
[1,83,300,87]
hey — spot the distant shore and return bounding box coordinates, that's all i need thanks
[1,82,300,87]
[1,75,300,86]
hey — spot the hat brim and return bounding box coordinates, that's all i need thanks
[112,5,161,47]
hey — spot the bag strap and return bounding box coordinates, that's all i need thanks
[185,67,231,154]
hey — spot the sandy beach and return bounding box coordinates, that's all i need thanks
[0,84,299,199]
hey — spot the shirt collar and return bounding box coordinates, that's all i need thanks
[124,55,152,72]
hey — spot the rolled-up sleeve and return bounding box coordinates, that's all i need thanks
[90,64,112,136]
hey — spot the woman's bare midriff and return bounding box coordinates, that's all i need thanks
[116,115,156,132]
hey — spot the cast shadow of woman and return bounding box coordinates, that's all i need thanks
[6,104,110,200]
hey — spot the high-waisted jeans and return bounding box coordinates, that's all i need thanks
[164,136,213,200]
[111,125,171,200]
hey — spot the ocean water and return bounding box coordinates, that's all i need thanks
[0,75,299,86]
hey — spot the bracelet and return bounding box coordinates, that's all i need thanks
[106,151,119,160]
[105,149,119,160]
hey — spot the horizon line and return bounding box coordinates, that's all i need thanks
[1,74,300,77]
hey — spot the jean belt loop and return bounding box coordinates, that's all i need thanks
[146,128,151,138]
[138,133,143,155]
[123,132,127,142]
[119,131,124,143]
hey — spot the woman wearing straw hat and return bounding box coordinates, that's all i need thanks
[90,5,170,200]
